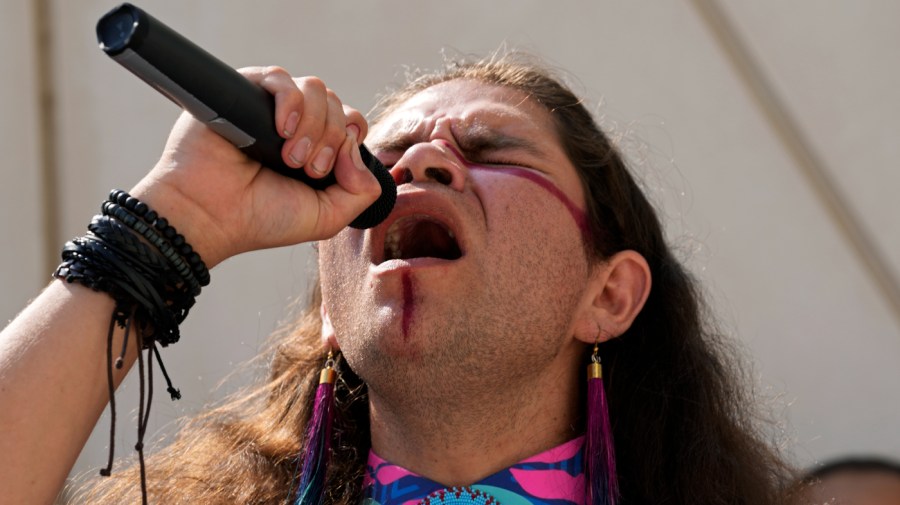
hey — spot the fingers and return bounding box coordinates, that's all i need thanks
[238,67,367,182]
[240,66,302,140]
[304,87,345,177]
[310,128,383,238]
[224,67,380,242]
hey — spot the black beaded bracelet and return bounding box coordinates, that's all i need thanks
[108,189,210,285]
[102,202,202,297]
[107,190,210,287]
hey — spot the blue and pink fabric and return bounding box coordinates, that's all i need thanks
[361,436,585,505]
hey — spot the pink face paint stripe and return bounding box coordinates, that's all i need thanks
[437,140,591,239]
[401,272,414,339]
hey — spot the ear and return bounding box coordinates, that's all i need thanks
[319,302,340,350]
[572,250,652,344]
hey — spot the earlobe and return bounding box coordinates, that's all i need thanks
[319,303,340,350]
[573,250,652,344]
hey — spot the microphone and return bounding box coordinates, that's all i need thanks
[95,3,396,229]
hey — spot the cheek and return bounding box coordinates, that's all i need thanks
[319,228,363,264]
[473,176,591,331]
[471,167,590,243]
[317,233,363,293]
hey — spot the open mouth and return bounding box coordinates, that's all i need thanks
[383,215,462,262]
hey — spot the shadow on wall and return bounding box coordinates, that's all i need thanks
[790,457,900,505]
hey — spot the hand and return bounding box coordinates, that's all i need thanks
[129,66,381,267]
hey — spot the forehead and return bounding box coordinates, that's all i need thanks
[370,79,559,142]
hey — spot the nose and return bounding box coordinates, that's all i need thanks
[389,141,467,192]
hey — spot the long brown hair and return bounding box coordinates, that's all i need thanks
[81,53,792,504]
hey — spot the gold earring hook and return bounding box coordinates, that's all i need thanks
[320,350,337,384]
[588,329,603,379]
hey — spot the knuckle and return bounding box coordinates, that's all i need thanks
[299,75,326,91]
[264,65,290,77]
[325,89,342,105]
[280,86,304,106]
[346,111,366,128]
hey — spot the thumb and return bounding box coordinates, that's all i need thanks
[312,130,382,237]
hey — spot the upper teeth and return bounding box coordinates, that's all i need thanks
[385,230,402,260]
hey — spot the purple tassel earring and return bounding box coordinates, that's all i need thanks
[293,351,337,505]
[585,341,618,505]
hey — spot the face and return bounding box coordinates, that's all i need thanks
[318,79,596,403]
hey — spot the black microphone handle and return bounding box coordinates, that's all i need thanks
[96,3,396,229]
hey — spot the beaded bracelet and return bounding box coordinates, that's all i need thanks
[107,189,210,286]
[102,202,202,297]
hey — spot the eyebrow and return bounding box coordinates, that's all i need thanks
[368,133,417,154]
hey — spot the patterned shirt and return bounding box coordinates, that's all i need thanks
[361,436,585,505]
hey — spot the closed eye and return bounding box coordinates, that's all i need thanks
[469,156,546,174]
[478,158,531,168]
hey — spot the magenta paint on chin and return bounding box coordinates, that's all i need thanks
[437,141,591,239]
[401,272,414,339]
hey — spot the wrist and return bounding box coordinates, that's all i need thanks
[129,179,231,269]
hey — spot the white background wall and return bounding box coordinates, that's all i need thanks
[2,0,898,497]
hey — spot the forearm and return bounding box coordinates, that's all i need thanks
[0,280,137,505]
[0,65,379,504]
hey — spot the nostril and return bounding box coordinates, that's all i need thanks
[393,168,414,185]
[424,167,453,185]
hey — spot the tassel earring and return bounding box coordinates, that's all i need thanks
[293,351,337,505]
[585,340,618,505]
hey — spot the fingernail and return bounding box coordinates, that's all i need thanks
[283,111,300,137]
[346,123,360,139]
[289,137,311,166]
[311,146,334,175]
